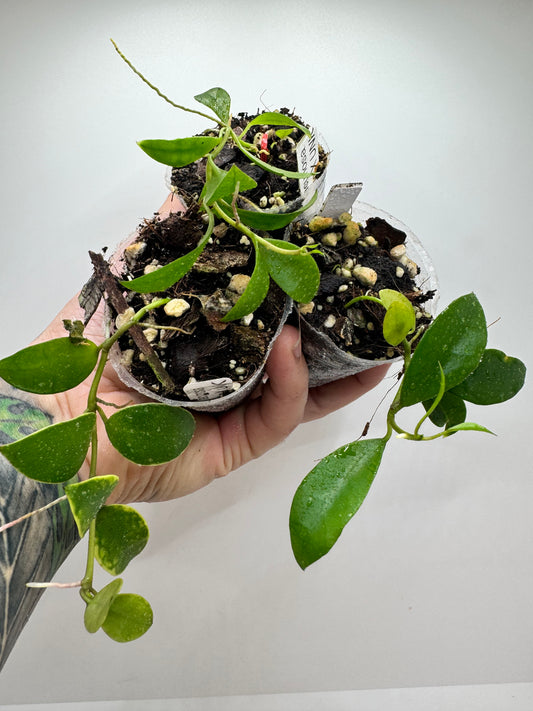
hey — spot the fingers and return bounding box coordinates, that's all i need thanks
[303,364,390,422]
[217,325,309,470]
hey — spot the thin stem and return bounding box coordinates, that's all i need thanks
[0,495,67,534]
[27,580,82,589]
[110,39,221,124]
[345,294,384,309]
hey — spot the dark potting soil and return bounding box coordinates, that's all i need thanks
[288,215,435,361]
[113,206,286,400]
[170,109,327,213]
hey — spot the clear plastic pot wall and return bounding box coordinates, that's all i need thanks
[300,199,439,388]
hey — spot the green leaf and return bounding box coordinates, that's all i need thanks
[65,475,119,537]
[194,87,231,123]
[237,142,314,180]
[221,248,270,322]
[240,111,311,138]
[423,391,467,429]
[399,293,487,408]
[0,413,95,483]
[234,190,318,231]
[104,403,195,465]
[383,301,416,347]
[261,239,320,303]
[95,505,149,575]
[101,593,153,643]
[451,348,526,405]
[443,422,496,436]
[0,338,99,394]
[138,136,220,167]
[121,226,212,294]
[206,164,257,205]
[84,578,123,634]
[290,438,387,569]
[276,128,294,139]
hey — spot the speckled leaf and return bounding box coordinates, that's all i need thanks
[399,293,487,408]
[194,87,231,123]
[451,348,526,405]
[261,239,320,303]
[0,338,99,394]
[84,578,123,634]
[101,593,153,643]
[290,438,387,569]
[95,505,149,576]
[65,475,119,537]
[221,248,270,322]
[423,391,467,429]
[0,413,95,483]
[104,403,195,465]
[138,136,220,167]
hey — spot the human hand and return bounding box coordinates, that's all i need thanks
[33,196,388,505]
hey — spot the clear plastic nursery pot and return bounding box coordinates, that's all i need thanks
[293,185,439,387]
[102,186,319,413]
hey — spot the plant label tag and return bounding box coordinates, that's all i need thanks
[296,128,327,221]
[320,183,363,217]
[183,377,236,401]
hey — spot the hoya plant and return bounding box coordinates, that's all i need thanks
[110,39,323,320]
[0,44,526,646]
[0,304,195,642]
[289,290,526,569]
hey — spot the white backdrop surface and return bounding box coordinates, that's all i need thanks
[0,0,532,706]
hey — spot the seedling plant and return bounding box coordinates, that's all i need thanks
[0,43,526,644]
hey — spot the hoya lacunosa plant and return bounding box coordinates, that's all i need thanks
[289,291,526,569]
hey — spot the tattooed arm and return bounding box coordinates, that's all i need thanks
[0,389,79,670]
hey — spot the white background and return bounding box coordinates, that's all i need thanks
[0,0,532,707]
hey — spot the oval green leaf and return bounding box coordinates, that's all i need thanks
[104,403,195,465]
[95,504,149,575]
[221,248,270,322]
[84,578,123,634]
[0,412,95,483]
[383,300,416,347]
[399,293,487,408]
[423,391,467,429]
[65,475,119,537]
[290,438,387,569]
[101,593,153,643]
[0,338,99,394]
[261,239,320,303]
[138,136,220,167]
[194,87,231,123]
[451,348,526,405]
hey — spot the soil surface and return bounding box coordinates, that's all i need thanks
[112,206,286,401]
[170,109,327,218]
[288,214,435,361]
